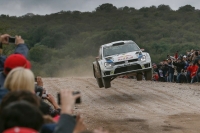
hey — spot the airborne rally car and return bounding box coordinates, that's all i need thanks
[93,40,152,88]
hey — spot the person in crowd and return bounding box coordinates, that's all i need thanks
[0,34,28,57]
[173,57,185,83]
[162,60,169,82]
[186,61,193,83]
[166,58,174,82]
[191,50,199,61]
[53,89,84,133]
[0,91,40,113]
[0,101,44,133]
[153,63,166,82]
[0,91,57,133]
[0,54,31,88]
[187,61,198,83]
[0,67,61,117]
[195,57,200,82]
[0,34,29,72]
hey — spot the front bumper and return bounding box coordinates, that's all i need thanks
[101,62,152,78]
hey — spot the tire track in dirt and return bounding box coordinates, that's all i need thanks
[115,79,200,112]
[78,78,158,116]
[72,77,151,132]
[43,77,200,133]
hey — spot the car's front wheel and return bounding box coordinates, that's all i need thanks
[136,73,143,81]
[102,77,111,88]
[96,77,104,88]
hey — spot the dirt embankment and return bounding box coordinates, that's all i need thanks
[44,77,200,133]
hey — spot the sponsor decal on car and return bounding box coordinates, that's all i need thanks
[118,55,133,61]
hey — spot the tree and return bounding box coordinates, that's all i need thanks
[96,3,117,12]
[178,5,195,12]
[157,4,171,11]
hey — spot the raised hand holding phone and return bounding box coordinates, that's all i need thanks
[0,34,10,44]
[15,35,24,45]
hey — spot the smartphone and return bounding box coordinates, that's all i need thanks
[8,37,16,44]
[57,91,81,105]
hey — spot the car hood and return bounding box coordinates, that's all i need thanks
[104,51,142,62]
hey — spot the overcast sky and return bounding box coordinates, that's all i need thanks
[0,0,199,16]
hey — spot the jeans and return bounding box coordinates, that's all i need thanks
[176,73,181,83]
[196,68,200,82]
[186,72,191,83]
[191,76,197,83]
[167,73,174,82]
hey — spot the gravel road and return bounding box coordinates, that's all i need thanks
[44,77,200,133]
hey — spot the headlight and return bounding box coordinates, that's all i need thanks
[104,62,114,68]
[140,55,146,62]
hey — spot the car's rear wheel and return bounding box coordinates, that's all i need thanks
[144,70,152,80]
[96,77,104,88]
[136,73,143,81]
[102,77,111,88]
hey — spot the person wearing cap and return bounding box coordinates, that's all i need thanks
[0,54,31,89]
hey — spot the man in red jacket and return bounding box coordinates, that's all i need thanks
[187,62,198,83]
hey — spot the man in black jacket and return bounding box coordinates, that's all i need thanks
[167,59,174,82]
[173,57,186,83]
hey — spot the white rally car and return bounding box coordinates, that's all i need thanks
[93,40,152,88]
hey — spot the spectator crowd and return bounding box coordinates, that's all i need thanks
[0,34,109,133]
[152,50,200,83]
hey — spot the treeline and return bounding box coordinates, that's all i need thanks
[0,3,200,76]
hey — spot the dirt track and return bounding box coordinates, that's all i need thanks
[44,77,200,133]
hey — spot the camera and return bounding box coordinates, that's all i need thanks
[57,91,81,105]
[42,93,47,98]
[8,37,16,44]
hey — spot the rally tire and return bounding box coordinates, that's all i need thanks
[136,73,143,81]
[102,77,111,88]
[96,77,104,88]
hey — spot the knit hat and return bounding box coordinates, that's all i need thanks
[4,54,31,74]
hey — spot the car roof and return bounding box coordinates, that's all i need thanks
[102,40,135,47]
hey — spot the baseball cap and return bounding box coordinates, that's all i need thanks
[4,54,31,74]
[3,127,37,133]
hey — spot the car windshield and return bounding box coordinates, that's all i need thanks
[103,42,140,57]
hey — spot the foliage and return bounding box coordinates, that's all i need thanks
[0,4,200,76]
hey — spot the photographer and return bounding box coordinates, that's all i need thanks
[0,34,29,58]
[53,89,84,133]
